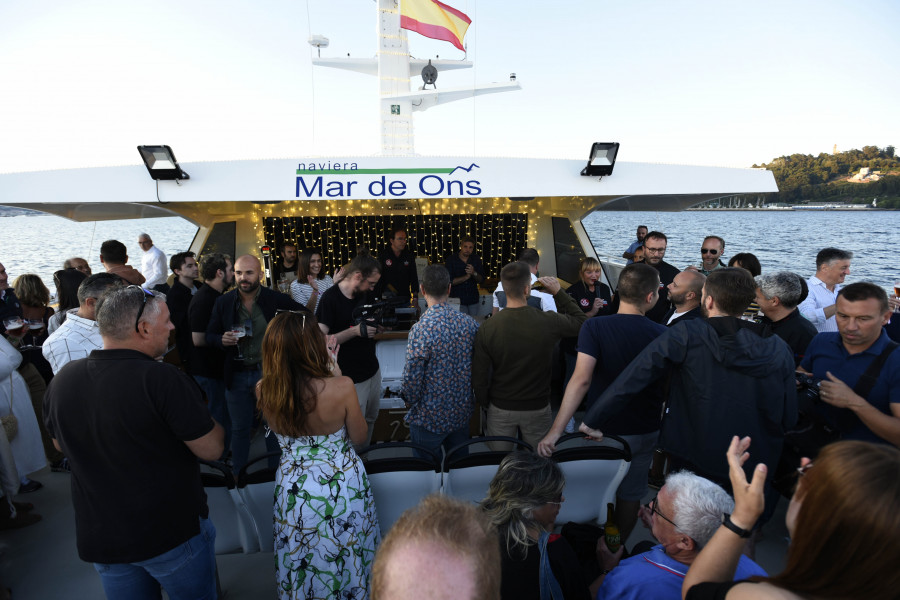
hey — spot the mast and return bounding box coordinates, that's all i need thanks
[310,0,521,156]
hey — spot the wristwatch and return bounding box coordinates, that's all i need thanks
[721,513,752,538]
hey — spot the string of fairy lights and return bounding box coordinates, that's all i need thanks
[262,213,528,278]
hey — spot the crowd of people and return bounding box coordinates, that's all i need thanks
[1,223,899,600]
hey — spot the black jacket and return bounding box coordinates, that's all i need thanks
[206,286,307,387]
[664,306,703,327]
[584,316,797,482]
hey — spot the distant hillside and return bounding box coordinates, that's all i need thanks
[750,145,900,208]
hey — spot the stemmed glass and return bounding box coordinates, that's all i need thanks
[229,323,247,359]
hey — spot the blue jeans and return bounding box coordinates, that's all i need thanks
[226,369,280,474]
[93,517,217,600]
[194,375,230,460]
[409,423,470,462]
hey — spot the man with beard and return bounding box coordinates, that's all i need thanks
[446,235,485,316]
[272,242,298,284]
[696,236,727,276]
[663,270,705,326]
[189,253,235,460]
[207,254,307,472]
[610,231,679,324]
[317,251,383,447]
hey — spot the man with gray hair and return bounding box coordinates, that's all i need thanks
[42,273,122,375]
[799,247,853,332]
[44,285,223,597]
[401,264,479,458]
[594,471,765,599]
[756,271,818,366]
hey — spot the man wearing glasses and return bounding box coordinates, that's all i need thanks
[593,471,765,599]
[697,235,726,276]
[43,285,224,598]
[634,231,680,324]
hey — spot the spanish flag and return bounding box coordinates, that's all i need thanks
[400,0,471,52]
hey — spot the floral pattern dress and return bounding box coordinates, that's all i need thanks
[274,426,380,599]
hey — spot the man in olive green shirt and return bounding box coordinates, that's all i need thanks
[473,261,587,450]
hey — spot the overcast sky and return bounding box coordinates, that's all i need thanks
[1,0,897,173]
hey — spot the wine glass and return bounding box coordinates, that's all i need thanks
[229,323,247,359]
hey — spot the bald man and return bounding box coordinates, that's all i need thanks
[206,255,309,472]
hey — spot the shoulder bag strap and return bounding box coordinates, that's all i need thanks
[853,340,899,399]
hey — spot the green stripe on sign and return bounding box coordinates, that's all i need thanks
[295,168,455,175]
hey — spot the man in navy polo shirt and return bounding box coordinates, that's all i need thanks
[799,282,900,446]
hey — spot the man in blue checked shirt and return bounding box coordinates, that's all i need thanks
[401,264,479,459]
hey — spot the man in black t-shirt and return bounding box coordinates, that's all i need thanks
[188,253,234,458]
[540,263,667,541]
[43,285,223,596]
[317,251,382,446]
[376,228,419,304]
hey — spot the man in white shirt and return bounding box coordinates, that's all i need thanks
[491,248,556,314]
[799,247,853,332]
[137,233,168,289]
[43,273,122,375]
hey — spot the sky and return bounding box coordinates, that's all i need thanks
[0,0,897,174]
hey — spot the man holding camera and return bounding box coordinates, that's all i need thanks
[798,282,900,446]
[317,251,383,447]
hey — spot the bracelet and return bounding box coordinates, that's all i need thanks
[721,513,752,538]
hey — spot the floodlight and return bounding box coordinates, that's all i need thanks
[580,142,620,177]
[137,145,190,181]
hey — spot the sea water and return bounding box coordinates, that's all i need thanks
[0,210,897,293]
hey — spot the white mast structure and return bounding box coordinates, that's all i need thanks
[309,0,520,156]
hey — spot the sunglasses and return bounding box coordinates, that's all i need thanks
[275,308,307,328]
[700,248,719,255]
[127,285,156,332]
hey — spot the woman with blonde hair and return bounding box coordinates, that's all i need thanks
[481,451,591,600]
[683,437,900,599]
[257,311,379,599]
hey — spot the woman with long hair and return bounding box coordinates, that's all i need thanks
[47,269,87,334]
[481,451,591,600]
[257,311,379,599]
[289,248,335,313]
[683,437,900,599]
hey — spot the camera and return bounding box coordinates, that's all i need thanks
[795,372,823,407]
[352,300,399,329]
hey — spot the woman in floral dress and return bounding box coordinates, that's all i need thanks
[257,312,379,599]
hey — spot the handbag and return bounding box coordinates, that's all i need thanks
[1,377,17,441]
